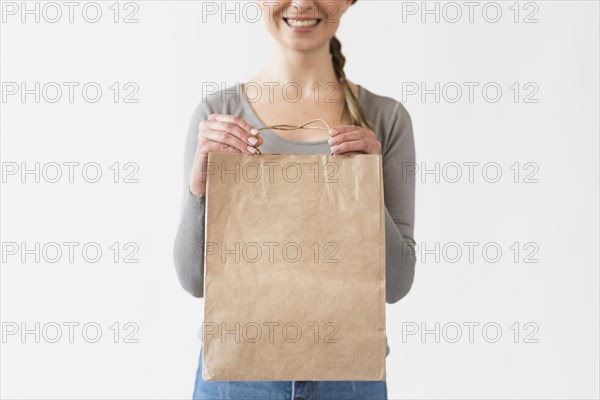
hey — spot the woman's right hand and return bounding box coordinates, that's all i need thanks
[189,113,263,197]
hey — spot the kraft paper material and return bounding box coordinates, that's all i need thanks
[202,152,386,381]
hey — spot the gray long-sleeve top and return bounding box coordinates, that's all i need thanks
[174,84,416,304]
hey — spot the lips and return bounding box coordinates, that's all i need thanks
[283,17,322,28]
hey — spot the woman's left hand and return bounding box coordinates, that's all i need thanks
[328,125,382,155]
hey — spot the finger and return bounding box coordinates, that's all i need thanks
[330,139,370,155]
[207,114,263,147]
[208,114,260,136]
[204,139,244,153]
[328,125,362,135]
[327,130,368,147]
[198,137,243,157]
[204,129,258,154]
[204,121,262,153]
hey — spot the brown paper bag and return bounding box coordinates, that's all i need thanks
[202,152,386,381]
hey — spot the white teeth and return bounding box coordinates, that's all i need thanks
[286,18,319,28]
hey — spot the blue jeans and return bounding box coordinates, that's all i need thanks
[193,346,387,400]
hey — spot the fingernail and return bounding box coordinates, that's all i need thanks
[247,146,257,154]
[328,137,337,145]
[330,145,341,153]
[328,129,337,135]
[250,128,259,135]
[248,137,258,145]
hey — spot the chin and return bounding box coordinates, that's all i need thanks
[283,37,328,53]
[275,25,333,53]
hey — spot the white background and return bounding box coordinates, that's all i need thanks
[1,1,599,399]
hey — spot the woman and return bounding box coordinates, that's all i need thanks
[174,1,416,398]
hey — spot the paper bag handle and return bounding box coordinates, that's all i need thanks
[255,118,334,155]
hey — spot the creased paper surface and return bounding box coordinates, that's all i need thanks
[202,152,386,381]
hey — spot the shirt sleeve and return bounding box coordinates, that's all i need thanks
[173,101,212,297]
[381,101,417,303]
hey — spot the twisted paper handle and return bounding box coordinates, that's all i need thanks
[254,118,332,155]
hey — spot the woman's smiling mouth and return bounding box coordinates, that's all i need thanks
[283,17,322,29]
